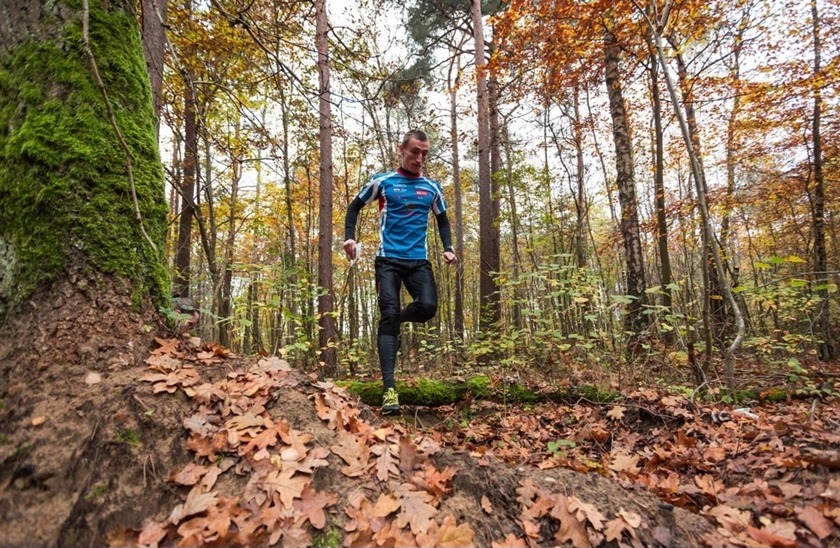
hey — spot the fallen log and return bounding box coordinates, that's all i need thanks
[337,376,621,408]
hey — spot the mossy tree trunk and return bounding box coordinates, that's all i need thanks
[0,0,168,370]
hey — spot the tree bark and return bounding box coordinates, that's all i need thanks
[649,51,675,346]
[0,3,167,538]
[604,26,648,336]
[140,0,167,133]
[472,0,500,333]
[811,0,833,361]
[173,0,196,299]
[447,44,466,342]
[0,0,167,323]
[316,0,337,373]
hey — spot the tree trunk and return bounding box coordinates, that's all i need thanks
[651,1,745,389]
[811,0,833,360]
[604,26,648,336]
[472,0,499,333]
[448,45,466,343]
[0,0,167,538]
[174,0,196,299]
[649,52,675,344]
[140,0,166,133]
[315,0,336,373]
[572,86,588,270]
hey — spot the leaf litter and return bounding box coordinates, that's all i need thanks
[107,338,839,547]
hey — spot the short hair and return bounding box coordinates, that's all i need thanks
[401,129,429,148]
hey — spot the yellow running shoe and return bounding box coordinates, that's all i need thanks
[382,388,401,415]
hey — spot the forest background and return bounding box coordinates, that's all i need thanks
[153,0,836,391]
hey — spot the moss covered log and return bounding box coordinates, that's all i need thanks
[0,0,168,320]
[338,376,621,408]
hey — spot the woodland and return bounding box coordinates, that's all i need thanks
[0,0,838,547]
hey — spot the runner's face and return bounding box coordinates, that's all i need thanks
[399,137,430,173]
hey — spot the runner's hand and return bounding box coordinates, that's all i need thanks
[343,239,357,260]
[443,250,457,264]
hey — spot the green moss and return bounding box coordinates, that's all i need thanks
[115,428,141,447]
[0,2,169,320]
[465,375,491,398]
[761,388,788,403]
[505,383,539,403]
[312,527,341,548]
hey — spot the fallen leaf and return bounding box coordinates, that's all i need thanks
[746,525,797,547]
[293,486,338,529]
[796,506,834,540]
[138,519,168,545]
[85,372,102,385]
[169,487,218,524]
[609,453,640,476]
[604,517,629,542]
[550,494,591,548]
[618,509,642,529]
[394,483,438,535]
[169,463,208,486]
[569,496,606,531]
[261,469,309,508]
[31,416,47,427]
[416,515,475,547]
[372,493,401,518]
[607,406,625,421]
[491,533,528,547]
[151,337,182,357]
[481,495,494,514]
[372,442,399,482]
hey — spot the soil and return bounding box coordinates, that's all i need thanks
[0,274,715,548]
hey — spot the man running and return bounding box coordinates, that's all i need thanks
[343,129,457,415]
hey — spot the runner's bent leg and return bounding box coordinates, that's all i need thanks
[400,260,437,324]
[375,258,403,390]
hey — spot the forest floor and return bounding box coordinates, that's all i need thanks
[1,335,839,548]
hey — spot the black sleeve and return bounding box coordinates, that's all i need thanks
[435,211,453,252]
[344,196,366,241]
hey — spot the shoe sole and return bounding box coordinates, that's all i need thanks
[381,406,401,416]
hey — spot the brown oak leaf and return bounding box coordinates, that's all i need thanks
[491,533,528,548]
[331,431,370,477]
[261,469,309,508]
[372,441,399,482]
[293,486,338,529]
[797,505,834,540]
[550,494,591,548]
[169,463,208,486]
[394,483,438,535]
[416,515,475,547]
